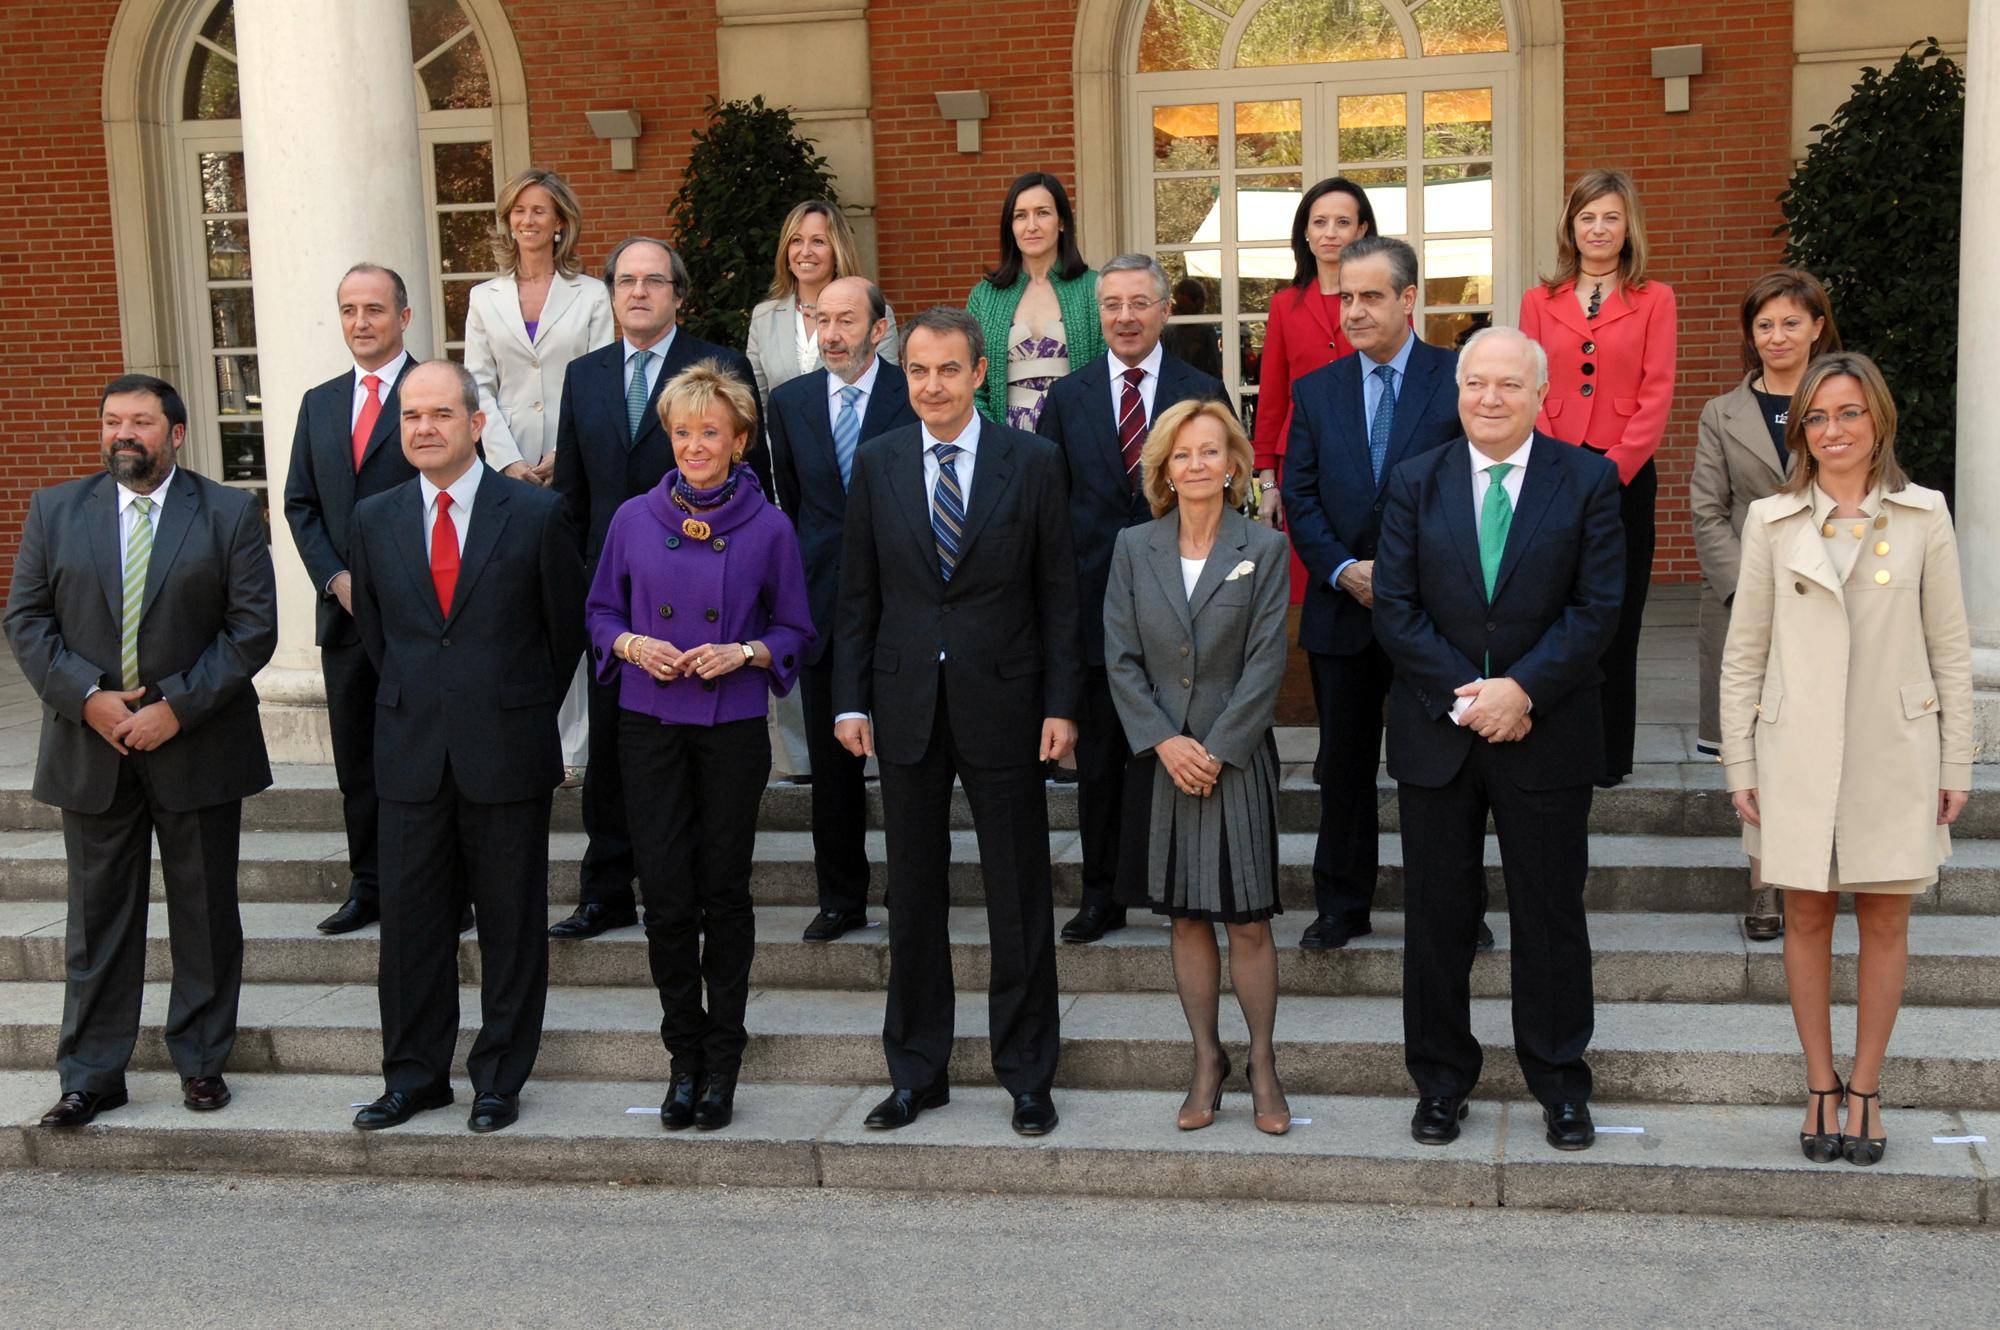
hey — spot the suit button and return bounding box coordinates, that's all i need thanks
[532,401,543,411]
[1580,362,1595,376]
[1795,581,1807,595]
[706,608,719,622]
[441,637,451,647]
[654,677,669,689]
[1373,503,1383,513]
[1579,383,1594,397]
[1484,622,1496,632]
[660,604,673,619]
[531,358,541,369]
[782,654,795,668]
[942,604,953,613]
[1180,677,1191,689]
[592,646,603,660]
[1581,341,1595,354]
[1180,645,1190,657]
[702,679,717,693]
[666,536,680,549]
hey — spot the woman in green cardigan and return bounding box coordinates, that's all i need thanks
[966,171,1102,428]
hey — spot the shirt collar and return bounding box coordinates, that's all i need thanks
[921,413,981,457]
[829,355,883,400]
[1810,482,1883,525]
[116,466,176,514]
[626,329,676,364]
[353,350,409,388]
[420,457,487,514]
[1108,342,1165,381]
[1365,329,1416,379]
[1469,434,1534,476]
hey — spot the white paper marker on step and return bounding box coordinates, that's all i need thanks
[348,1102,371,1108]
[1289,1117,1312,1126]
[1932,1134,1987,1144]
[627,1106,662,1115]
[1595,1125,1645,1134]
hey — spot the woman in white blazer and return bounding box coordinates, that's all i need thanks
[463,167,615,775]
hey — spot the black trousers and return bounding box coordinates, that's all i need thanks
[1399,741,1594,1106]
[321,636,380,904]
[878,680,1061,1096]
[1597,456,1654,782]
[1308,641,1393,924]
[798,656,870,915]
[1073,665,1133,914]
[621,712,769,1079]
[377,760,550,1097]
[57,757,243,1095]
[578,669,636,911]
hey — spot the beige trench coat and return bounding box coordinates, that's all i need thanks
[1718,483,1975,890]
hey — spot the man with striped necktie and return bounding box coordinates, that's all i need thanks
[832,306,1081,1137]
[5,374,277,1128]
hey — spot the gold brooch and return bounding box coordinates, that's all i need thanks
[682,518,712,541]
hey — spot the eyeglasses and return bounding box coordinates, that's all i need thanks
[1098,298,1160,316]
[1800,406,1869,432]
[613,274,679,294]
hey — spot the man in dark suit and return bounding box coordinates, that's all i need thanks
[1281,236,1468,952]
[1036,252,1226,944]
[347,360,585,1134]
[768,275,915,942]
[833,306,1080,1136]
[548,235,763,941]
[283,263,422,935]
[5,374,277,1127]
[1373,326,1623,1153]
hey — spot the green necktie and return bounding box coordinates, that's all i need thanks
[120,496,155,690]
[626,348,654,439]
[1479,462,1515,600]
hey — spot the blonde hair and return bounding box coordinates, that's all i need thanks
[1544,168,1649,293]
[1140,399,1254,518]
[656,359,759,448]
[1777,351,1910,497]
[492,168,585,278]
[767,200,867,302]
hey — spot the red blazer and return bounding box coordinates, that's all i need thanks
[1253,284,1354,470]
[1518,278,1677,484]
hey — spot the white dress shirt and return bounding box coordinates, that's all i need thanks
[794,305,820,377]
[1106,343,1164,429]
[351,350,410,430]
[116,468,173,578]
[626,331,675,403]
[827,354,883,432]
[419,458,486,557]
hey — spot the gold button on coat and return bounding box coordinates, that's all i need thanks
[1875,541,1891,556]
[1795,581,1807,595]
[1874,569,1892,585]
[1821,523,1834,538]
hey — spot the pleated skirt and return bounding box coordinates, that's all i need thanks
[1114,730,1281,924]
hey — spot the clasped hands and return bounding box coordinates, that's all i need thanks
[1454,676,1532,743]
[82,687,181,755]
[621,634,751,683]
[1157,734,1223,797]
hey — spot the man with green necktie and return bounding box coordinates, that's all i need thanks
[1371,327,1625,1155]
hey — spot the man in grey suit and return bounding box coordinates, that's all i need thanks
[5,374,277,1127]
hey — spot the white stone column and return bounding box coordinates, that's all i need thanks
[1956,1,2000,761]
[236,0,436,761]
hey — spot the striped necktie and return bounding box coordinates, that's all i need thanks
[932,442,965,581]
[119,496,154,690]
[626,349,654,439]
[1369,363,1397,483]
[833,385,861,489]
[1117,367,1146,490]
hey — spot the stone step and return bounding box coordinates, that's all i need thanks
[0,1071,1989,1225]
[4,829,1997,916]
[4,982,1998,1108]
[4,902,1994,1008]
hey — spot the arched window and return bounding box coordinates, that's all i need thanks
[1129,0,1514,433]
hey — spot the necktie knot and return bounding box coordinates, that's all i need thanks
[632,349,654,370]
[1123,367,1145,387]
[132,496,153,515]
[362,373,382,397]
[437,491,453,514]
[933,442,960,466]
[1374,363,1395,385]
[1485,461,1515,483]
[840,385,861,407]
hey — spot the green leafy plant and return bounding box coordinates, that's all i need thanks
[1778,40,1965,497]
[668,97,838,348]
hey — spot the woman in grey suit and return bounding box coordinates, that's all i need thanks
[1103,399,1292,1135]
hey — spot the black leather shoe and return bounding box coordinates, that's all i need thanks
[802,909,868,942]
[1060,903,1126,943]
[182,1075,231,1111]
[39,1088,128,1128]
[1410,1095,1470,1145]
[547,902,637,939]
[459,905,475,934]
[352,1085,454,1130]
[1299,915,1371,950]
[661,1070,701,1130]
[863,1081,950,1129]
[1475,920,1496,952]
[317,897,379,935]
[467,1092,519,1134]
[692,1074,737,1131]
[1011,1091,1059,1136]
[1544,1101,1595,1151]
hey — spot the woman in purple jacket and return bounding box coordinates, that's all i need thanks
[586,360,813,1132]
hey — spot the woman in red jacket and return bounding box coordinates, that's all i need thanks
[1518,168,1676,786]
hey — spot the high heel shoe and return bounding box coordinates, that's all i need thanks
[1842,1087,1886,1166]
[1177,1050,1230,1131]
[1250,1059,1291,1136]
[1798,1076,1844,1163]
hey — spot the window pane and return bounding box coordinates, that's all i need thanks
[1426,310,1492,350]
[437,210,494,274]
[205,219,252,280]
[1163,320,1225,380]
[183,46,240,120]
[409,0,472,62]
[1159,251,1220,319]
[433,140,495,205]
[1235,100,1302,168]
[441,278,477,344]
[214,354,261,416]
[1153,104,1220,171]
[1238,247,1293,314]
[1424,89,1494,158]
[1236,174,1301,242]
[209,288,257,348]
[1137,0,1224,73]
[421,31,492,109]
[1424,236,1492,305]
[200,0,236,53]
[1155,178,1219,247]
[1343,168,1407,235]
[219,420,264,483]
[1239,0,1404,68]
[198,151,248,214]
[1424,164,1493,231]
[1338,94,1405,163]
[1415,0,1508,56]
[1241,319,1269,388]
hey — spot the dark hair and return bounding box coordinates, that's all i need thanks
[100,374,187,432]
[1739,268,1842,375]
[1337,234,1418,296]
[340,262,410,313]
[406,359,481,416]
[1288,178,1377,289]
[902,305,986,366]
[984,172,1089,288]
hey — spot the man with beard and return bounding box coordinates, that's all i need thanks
[5,374,277,1127]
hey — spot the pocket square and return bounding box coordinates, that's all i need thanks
[1224,559,1256,582]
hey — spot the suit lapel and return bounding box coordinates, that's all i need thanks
[1724,384,1789,484]
[314,380,359,507]
[802,369,841,480]
[1437,449,1486,601]
[1783,514,1845,600]
[859,362,909,438]
[443,472,512,627]
[953,428,1014,562]
[1186,509,1250,622]
[885,433,943,587]
[1146,513,1193,634]
[1380,344,1443,487]
[536,274,579,348]
[491,277,535,358]
[630,336,678,451]
[765,298,800,383]
[1077,358,1128,492]
[138,469,200,627]
[394,482,444,625]
[1489,439,1566,604]
[1299,285,1339,349]
[87,476,123,623]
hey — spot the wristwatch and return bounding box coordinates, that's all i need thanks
[739,642,756,663]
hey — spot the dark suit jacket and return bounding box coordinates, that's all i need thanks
[283,359,420,646]
[552,330,764,568]
[1037,350,1228,665]
[4,468,277,814]
[1371,432,1624,790]
[767,359,917,665]
[349,466,587,805]
[831,420,1082,768]
[1282,336,1461,656]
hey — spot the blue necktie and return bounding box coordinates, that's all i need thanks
[833,385,861,489]
[932,442,965,581]
[626,348,654,439]
[1369,362,1397,483]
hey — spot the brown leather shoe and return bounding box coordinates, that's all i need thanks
[1745,885,1784,941]
[183,1075,231,1112]
[39,1088,128,1127]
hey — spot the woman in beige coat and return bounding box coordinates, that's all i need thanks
[1719,351,1973,1167]
[1691,270,1841,939]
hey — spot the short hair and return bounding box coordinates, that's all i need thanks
[1545,168,1649,293]
[1098,253,1171,303]
[656,359,759,443]
[1457,327,1548,389]
[406,359,481,416]
[1337,234,1419,296]
[100,374,187,432]
[1288,178,1378,290]
[984,172,1089,289]
[492,168,586,278]
[339,262,410,313]
[901,305,985,367]
[602,235,690,298]
[1778,351,1910,497]
[767,201,868,302]
[1738,268,1842,376]
[1140,399,1254,519]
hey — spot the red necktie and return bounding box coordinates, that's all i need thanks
[352,373,382,472]
[1117,367,1146,491]
[431,491,460,616]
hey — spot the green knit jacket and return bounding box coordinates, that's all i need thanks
[965,267,1103,424]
